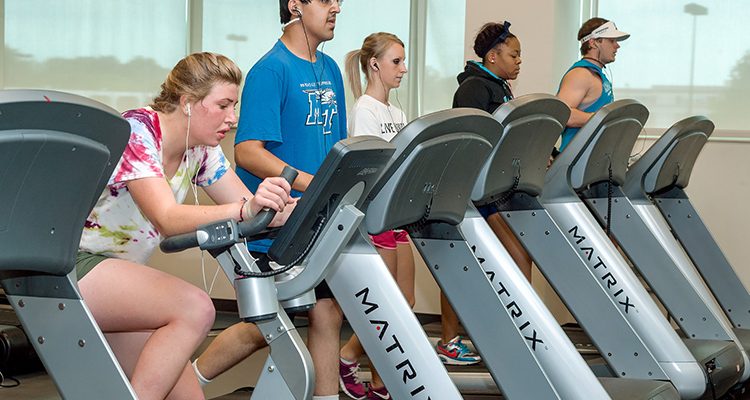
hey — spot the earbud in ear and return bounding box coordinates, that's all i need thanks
[294,6,302,16]
[186,104,191,117]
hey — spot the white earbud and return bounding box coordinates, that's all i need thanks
[294,6,302,16]
[186,104,191,117]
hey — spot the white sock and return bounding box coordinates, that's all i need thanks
[192,359,212,387]
[312,396,339,400]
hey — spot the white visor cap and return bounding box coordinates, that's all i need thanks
[581,21,630,42]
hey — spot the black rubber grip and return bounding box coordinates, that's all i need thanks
[239,166,298,237]
[160,231,200,253]
[160,167,299,253]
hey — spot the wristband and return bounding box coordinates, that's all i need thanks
[238,197,248,222]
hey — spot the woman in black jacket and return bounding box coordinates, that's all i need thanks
[436,21,528,365]
[453,21,520,113]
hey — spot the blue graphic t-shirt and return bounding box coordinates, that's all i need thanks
[235,39,347,252]
[558,59,613,151]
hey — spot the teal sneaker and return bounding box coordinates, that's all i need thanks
[436,336,481,366]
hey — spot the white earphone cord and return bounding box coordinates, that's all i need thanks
[375,65,405,130]
[185,106,221,295]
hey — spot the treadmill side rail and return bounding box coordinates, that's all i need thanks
[411,228,563,399]
[500,203,670,380]
[655,194,750,329]
[634,203,738,333]
[327,238,462,400]
[457,214,611,399]
[630,202,749,381]
[582,188,738,341]
[544,201,708,399]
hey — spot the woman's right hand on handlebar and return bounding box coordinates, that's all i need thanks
[243,177,294,220]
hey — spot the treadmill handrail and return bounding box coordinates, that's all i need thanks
[543,99,648,203]
[365,109,502,234]
[623,116,713,200]
[366,108,503,204]
[472,94,569,203]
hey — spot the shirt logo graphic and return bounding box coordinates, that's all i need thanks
[304,87,338,135]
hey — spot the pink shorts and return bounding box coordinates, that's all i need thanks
[370,229,410,250]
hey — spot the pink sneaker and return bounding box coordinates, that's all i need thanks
[339,358,367,400]
[367,385,391,399]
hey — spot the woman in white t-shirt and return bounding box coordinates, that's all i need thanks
[77,52,294,400]
[339,32,410,400]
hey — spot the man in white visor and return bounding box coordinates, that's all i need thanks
[556,18,629,152]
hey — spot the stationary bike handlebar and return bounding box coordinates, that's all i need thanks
[159,166,298,253]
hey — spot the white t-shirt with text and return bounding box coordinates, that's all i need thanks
[348,94,406,142]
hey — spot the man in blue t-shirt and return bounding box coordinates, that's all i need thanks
[192,1,345,399]
[557,18,629,151]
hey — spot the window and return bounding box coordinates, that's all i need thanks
[2,0,465,121]
[597,0,750,130]
[201,1,278,76]
[422,0,466,115]
[4,0,188,111]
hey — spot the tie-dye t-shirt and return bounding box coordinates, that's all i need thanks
[79,108,230,264]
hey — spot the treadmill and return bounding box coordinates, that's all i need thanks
[459,93,679,399]
[364,99,675,399]
[539,99,743,398]
[624,116,750,375]
[572,108,750,386]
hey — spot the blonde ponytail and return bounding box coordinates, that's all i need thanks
[345,49,364,99]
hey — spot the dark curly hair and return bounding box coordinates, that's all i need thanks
[473,21,516,60]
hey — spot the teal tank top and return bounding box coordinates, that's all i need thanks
[558,59,613,151]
